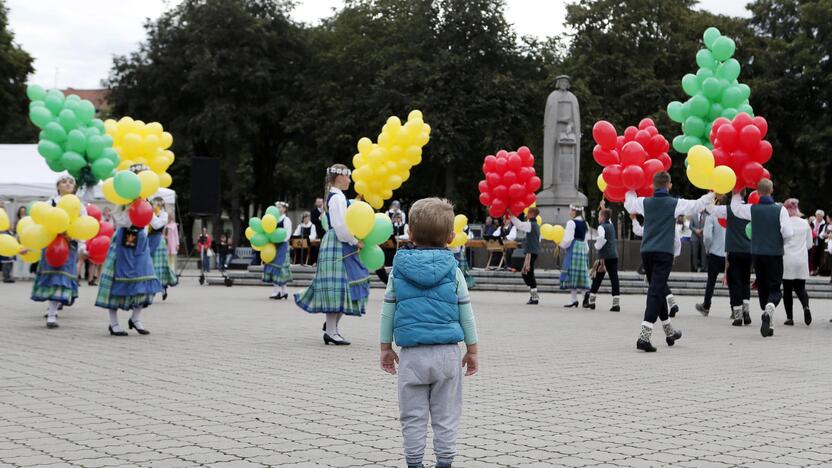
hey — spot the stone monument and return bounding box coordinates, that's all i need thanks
[537,75,588,226]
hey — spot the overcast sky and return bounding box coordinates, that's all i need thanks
[7,0,751,89]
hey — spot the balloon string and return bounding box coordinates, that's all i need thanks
[339,250,360,261]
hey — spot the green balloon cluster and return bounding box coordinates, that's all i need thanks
[358,213,394,271]
[26,84,120,186]
[667,27,754,154]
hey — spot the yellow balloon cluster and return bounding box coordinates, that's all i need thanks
[105,117,174,188]
[686,145,737,194]
[351,110,431,209]
[6,195,100,258]
[540,223,566,245]
[448,215,469,248]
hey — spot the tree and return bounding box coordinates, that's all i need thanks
[0,0,35,143]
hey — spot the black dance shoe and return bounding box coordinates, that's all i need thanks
[323,333,350,345]
[564,301,579,308]
[526,298,539,305]
[666,330,682,346]
[804,308,812,326]
[760,313,774,337]
[695,303,709,317]
[609,305,620,312]
[636,339,656,352]
[784,319,794,326]
[581,292,590,308]
[128,319,150,335]
[743,311,751,325]
[109,326,128,336]
[668,304,679,317]
[46,321,59,329]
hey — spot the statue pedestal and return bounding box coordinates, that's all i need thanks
[536,188,587,227]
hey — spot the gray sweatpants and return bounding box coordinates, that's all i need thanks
[398,344,462,466]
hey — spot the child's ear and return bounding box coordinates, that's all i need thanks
[447,232,455,244]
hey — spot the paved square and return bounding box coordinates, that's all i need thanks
[2,278,832,467]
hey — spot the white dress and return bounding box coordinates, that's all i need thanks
[783,217,812,280]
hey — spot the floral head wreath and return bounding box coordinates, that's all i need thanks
[569,204,584,212]
[56,174,76,186]
[275,201,289,209]
[327,166,351,177]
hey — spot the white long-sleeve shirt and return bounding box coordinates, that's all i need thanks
[150,210,168,231]
[509,216,532,234]
[624,190,715,218]
[293,222,318,241]
[327,188,358,246]
[497,225,517,241]
[729,195,794,240]
[632,219,682,257]
[279,215,292,245]
[595,225,607,251]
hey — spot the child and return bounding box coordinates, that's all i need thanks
[149,197,178,300]
[379,198,478,468]
[631,214,681,316]
[696,205,726,317]
[710,190,753,326]
[294,164,370,345]
[559,205,591,307]
[624,172,714,352]
[730,179,794,337]
[510,207,541,304]
[264,201,293,299]
[588,207,620,311]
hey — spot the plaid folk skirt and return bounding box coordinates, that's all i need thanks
[294,231,369,316]
[95,239,160,311]
[153,237,178,287]
[263,243,293,285]
[560,241,591,290]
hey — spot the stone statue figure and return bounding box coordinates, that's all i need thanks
[537,75,587,226]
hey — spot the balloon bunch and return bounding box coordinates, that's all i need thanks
[0,196,101,267]
[540,223,565,245]
[245,206,289,264]
[592,119,671,202]
[667,27,754,154]
[448,215,469,248]
[26,85,120,186]
[478,147,541,218]
[100,169,158,228]
[84,203,115,265]
[104,117,174,188]
[685,145,737,194]
[344,201,394,270]
[351,110,431,209]
[708,113,772,191]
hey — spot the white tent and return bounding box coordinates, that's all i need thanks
[0,144,176,205]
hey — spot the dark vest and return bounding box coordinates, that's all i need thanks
[523,222,540,255]
[641,194,678,254]
[598,221,618,259]
[725,204,751,254]
[751,202,784,256]
[573,219,587,241]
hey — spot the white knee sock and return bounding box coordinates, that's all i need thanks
[570,290,577,302]
[336,313,344,336]
[272,284,281,296]
[131,306,142,325]
[46,301,59,322]
[325,314,338,336]
[109,309,122,331]
[279,284,287,295]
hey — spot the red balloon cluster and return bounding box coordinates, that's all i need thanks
[129,199,153,228]
[478,147,541,217]
[86,213,116,265]
[709,113,772,191]
[85,203,102,221]
[592,118,672,202]
[45,236,69,267]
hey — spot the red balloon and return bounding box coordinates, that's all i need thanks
[488,205,504,218]
[739,124,762,152]
[742,162,765,186]
[492,185,508,200]
[478,180,489,193]
[718,218,727,228]
[645,126,659,137]
[716,125,738,151]
[509,183,525,200]
[484,155,497,172]
[642,159,664,177]
[46,236,69,268]
[526,176,542,192]
[647,135,668,156]
[523,152,535,167]
[491,197,507,212]
[98,221,115,239]
[658,153,672,171]
[523,192,537,207]
[638,118,655,130]
[731,151,751,181]
[593,145,619,166]
[486,172,501,188]
[87,234,111,264]
[478,192,492,206]
[510,201,526,217]
[85,203,102,221]
[620,142,646,167]
[592,121,618,150]
[128,199,153,228]
[621,165,645,190]
[507,153,522,171]
[634,130,651,149]
[502,171,518,186]
[748,190,761,205]
[494,158,508,173]
[602,164,624,187]
[604,186,628,203]
[615,136,625,150]
[712,117,731,129]
[754,141,773,164]
[623,126,638,142]
[712,148,729,167]
[517,166,533,182]
[495,150,508,159]
[636,185,655,198]
[732,112,754,130]
[517,146,531,159]
[753,116,768,137]
[761,168,771,181]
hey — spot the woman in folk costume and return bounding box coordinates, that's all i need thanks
[95,165,162,336]
[148,197,178,300]
[559,204,592,307]
[264,201,293,299]
[31,175,85,328]
[294,164,370,345]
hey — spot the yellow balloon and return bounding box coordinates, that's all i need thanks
[405,146,421,165]
[123,133,143,158]
[20,249,41,263]
[146,122,163,135]
[686,165,712,190]
[261,214,277,234]
[345,201,375,238]
[159,172,173,188]
[448,231,467,248]
[29,201,51,225]
[357,137,373,154]
[687,145,714,170]
[541,223,555,241]
[16,216,34,236]
[143,134,161,158]
[67,215,100,241]
[245,227,255,240]
[118,159,134,171]
[19,224,55,250]
[0,208,8,231]
[160,132,173,149]
[0,233,20,256]
[43,207,70,234]
[367,194,384,209]
[408,110,423,122]
[710,165,737,194]
[453,214,468,233]
[352,153,366,169]
[103,178,131,205]
[138,170,161,198]
[552,225,566,245]
[536,216,542,225]
[260,243,276,263]
[597,174,608,193]
[57,194,81,219]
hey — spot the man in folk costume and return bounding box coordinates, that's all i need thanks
[559,205,591,307]
[587,206,620,311]
[510,207,540,304]
[709,190,753,326]
[264,201,293,299]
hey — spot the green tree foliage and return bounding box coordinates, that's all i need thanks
[0,0,35,143]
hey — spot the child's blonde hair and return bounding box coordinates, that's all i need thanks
[408,198,455,247]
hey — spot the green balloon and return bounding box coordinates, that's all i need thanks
[29,100,45,110]
[683,136,702,153]
[45,158,65,172]
[268,228,287,243]
[83,126,100,138]
[87,135,106,160]
[695,67,715,83]
[43,122,67,143]
[61,151,87,173]
[702,77,723,100]
[359,245,385,271]
[716,58,741,82]
[66,129,87,154]
[249,217,264,234]
[265,206,281,219]
[683,116,706,138]
[251,233,268,248]
[76,100,96,123]
[721,108,739,119]
[695,49,717,71]
[672,135,687,153]
[721,86,744,108]
[711,36,736,61]
[37,140,63,161]
[113,170,141,199]
[745,223,752,239]
[29,106,54,129]
[363,215,394,246]
[65,94,81,103]
[101,147,120,165]
[703,27,721,49]
[91,158,115,180]
[58,109,79,132]
[91,118,106,134]
[737,103,754,116]
[689,95,710,118]
[681,74,700,96]
[667,101,684,123]
[737,83,751,100]
[44,91,64,115]
[26,84,46,101]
